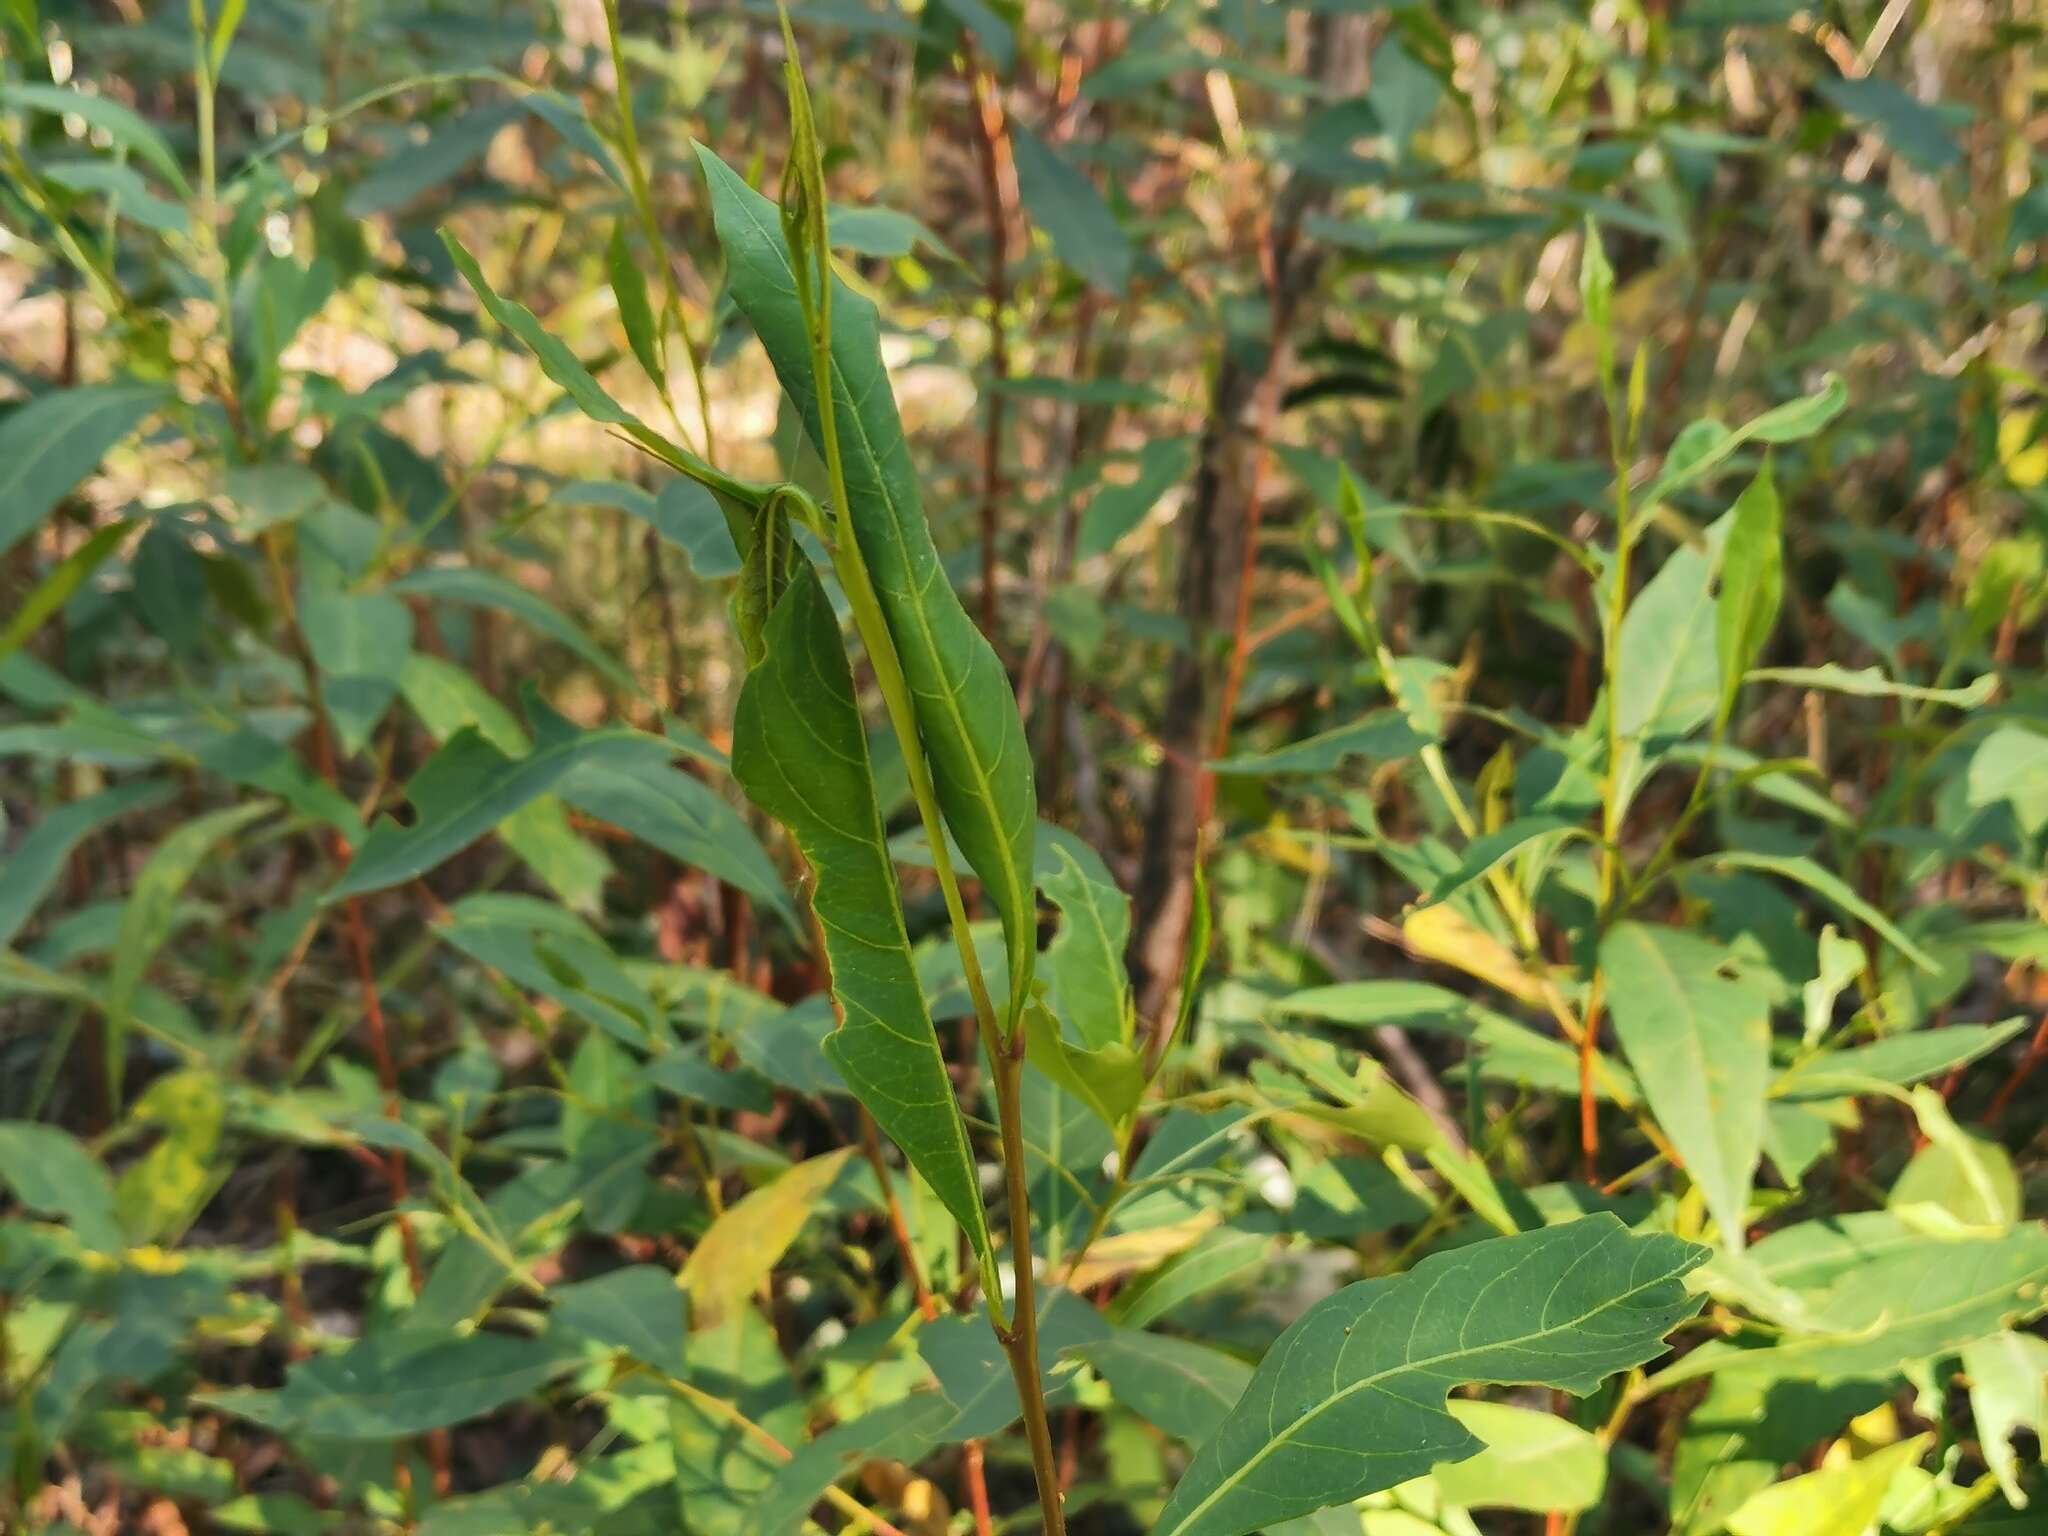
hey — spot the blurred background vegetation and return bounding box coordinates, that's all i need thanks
[2,1,2045,1533]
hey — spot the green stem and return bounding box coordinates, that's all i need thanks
[992,1046,1069,1536]
[598,0,716,455]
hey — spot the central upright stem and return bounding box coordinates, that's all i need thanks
[992,1041,1067,1536]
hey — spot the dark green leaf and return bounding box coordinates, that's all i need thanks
[0,384,166,558]
[1010,124,1135,296]
[700,148,1039,1037]
[731,568,993,1272]
[1155,1217,1707,1536]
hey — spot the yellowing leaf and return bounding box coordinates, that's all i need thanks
[681,1148,853,1329]
[1725,1432,1930,1536]
[1402,903,1547,1008]
[1998,408,2048,488]
[1431,1401,1606,1513]
[1066,1211,1222,1291]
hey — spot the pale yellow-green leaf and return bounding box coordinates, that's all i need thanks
[115,1071,225,1244]
[1725,1433,1930,1536]
[1893,1087,2019,1231]
[1430,1402,1606,1513]
[1961,1331,2048,1508]
[680,1148,853,1329]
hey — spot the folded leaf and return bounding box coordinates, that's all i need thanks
[731,569,994,1274]
[700,148,1038,1039]
[1155,1215,1707,1536]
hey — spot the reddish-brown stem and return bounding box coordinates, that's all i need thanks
[961,1439,996,1536]
[1986,1014,2048,1126]
[856,1110,939,1323]
[259,528,446,1494]
[1191,216,1288,843]
[1578,983,1605,1181]
[965,64,1021,641]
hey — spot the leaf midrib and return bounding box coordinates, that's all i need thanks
[721,177,1034,975]
[1161,1254,1687,1536]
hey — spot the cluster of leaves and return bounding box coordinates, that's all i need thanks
[2,2,2045,1536]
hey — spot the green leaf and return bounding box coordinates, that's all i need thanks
[552,1264,688,1376]
[440,231,761,513]
[1961,1331,2048,1508]
[1579,220,1614,384]
[1696,850,1937,974]
[1645,376,1847,507]
[1969,726,2048,835]
[1210,709,1433,777]
[742,1395,959,1536]
[0,383,167,558]
[1744,663,1996,707]
[0,1120,124,1251]
[1816,76,1963,173]
[1614,535,1720,767]
[207,0,247,72]
[108,801,274,1097]
[0,84,191,195]
[730,568,993,1272]
[1042,843,1133,1050]
[0,517,136,668]
[1010,123,1135,296]
[557,754,792,924]
[824,201,953,261]
[1423,814,1582,907]
[1273,980,1474,1033]
[700,147,1039,1037]
[1430,1402,1606,1514]
[607,220,664,390]
[1154,1216,1706,1536]
[679,1147,853,1330]
[648,477,744,578]
[1109,1223,1277,1331]
[1025,1003,1145,1132]
[396,652,609,913]
[920,1286,1112,1438]
[1076,437,1195,561]
[1652,1226,2048,1390]
[1599,923,1772,1251]
[200,1330,578,1440]
[299,576,413,756]
[330,701,654,901]
[1726,1432,1930,1536]
[1715,460,1782,723]
[1069,1331,1253,1445]
[1773,1020,2027,1101]
[0,779,172,948]
[1893,1087,2020,1230]
[389,566,635,695]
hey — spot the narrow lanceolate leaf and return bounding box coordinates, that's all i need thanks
[0,382,166,557]
[1154,1216,1707,1536]
[699,148,1039,1035]
[680,1146,853,1330]
[330,699,653,902]
[1714,459,1782,724]
[0,517,136,668]
[439,231,763,522]
[0,779,172,948]
[1600,924,1771,1251]
[107,801,274,1097]
[730,570,994,1271]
